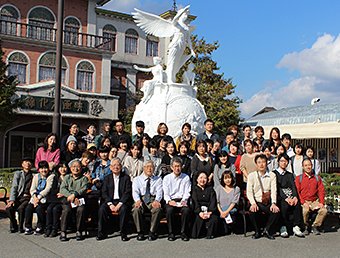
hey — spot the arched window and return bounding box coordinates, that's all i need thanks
[146,35,159,57]
[39,52,67,84]
[103,24,116,51]
[0,5,19,35]
[64,17,80,45]
[125,29,138,54]
[77,61,94,91]
[8,52,28,84]
[28,7,55,41]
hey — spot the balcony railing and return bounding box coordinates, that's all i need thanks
[0,19,114,52]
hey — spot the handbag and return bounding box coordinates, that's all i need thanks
[256,172,271,205]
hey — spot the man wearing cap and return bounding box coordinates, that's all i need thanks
[97,158,132,241]
[132,120,145,144]
[59,159,88,241]
[6,158,34,233]
[132,160,163,241]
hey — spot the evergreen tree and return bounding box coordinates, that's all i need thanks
[0,44,19,130]
[178,35,242,135]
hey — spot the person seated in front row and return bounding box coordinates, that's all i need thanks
[59,159,89,241]
[6,158,34,233]
[272,153,304,238]
[191,171,218,239]
[216,170,240,235]
[132,160,163,241]
[24,161,55,235]
[163,157,191,241]
[295,158,327,235]
[97,158,132,241]
[247,154,280,240]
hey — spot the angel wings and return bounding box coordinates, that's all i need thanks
[132,6,195,84]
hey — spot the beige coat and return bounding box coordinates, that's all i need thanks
[246,171,277,205]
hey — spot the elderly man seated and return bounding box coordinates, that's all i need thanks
[59,159,88,241]
[132,160,163,241]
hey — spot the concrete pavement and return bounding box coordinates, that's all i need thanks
[0,215,339,258]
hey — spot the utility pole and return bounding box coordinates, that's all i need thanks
[52,0,64,138]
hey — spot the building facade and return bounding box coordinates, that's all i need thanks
[0,0,169,167]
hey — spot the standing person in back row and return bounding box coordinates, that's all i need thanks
[197,119,220,142]
[111,120,132,149]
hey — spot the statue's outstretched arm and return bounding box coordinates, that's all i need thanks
[133,65,152,73]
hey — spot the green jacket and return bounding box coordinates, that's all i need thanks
[60,174,88,198]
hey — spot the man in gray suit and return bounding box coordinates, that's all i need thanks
[132,160,163,241]
[6,158,34,233]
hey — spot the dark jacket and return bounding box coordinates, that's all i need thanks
[101,172,132,205]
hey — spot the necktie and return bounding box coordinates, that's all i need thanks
[144,177,151,204]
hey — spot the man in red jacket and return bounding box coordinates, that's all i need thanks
[295,158,327,235]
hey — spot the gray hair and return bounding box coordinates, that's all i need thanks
[143,160,155,168]
[68,159,81,167]
[110,157,122,165]
[170,157,182,167]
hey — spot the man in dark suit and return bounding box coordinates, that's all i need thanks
[97,158,132,241]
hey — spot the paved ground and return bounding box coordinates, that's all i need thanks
[0,213,340,258]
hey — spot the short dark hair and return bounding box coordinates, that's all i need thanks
[281,133,291,141]
[255,153,267,163]
[254,126,264,133]
[305,145,315,157]
[204,119,214,125]
[277,153,289,163]
[229,140,239,149]
[195,139,207,153]
[294,142,304,154]
[242,124,251,131]
[178,141,189,152]
[86,123,97,129]
[136,120,145,128]
[38,160,49,169]
[220,170,235,187]
[226,131,234,137]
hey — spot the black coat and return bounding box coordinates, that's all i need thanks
[101,172,132,205]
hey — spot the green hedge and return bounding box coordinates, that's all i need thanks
[321,173,340,212]
[0,168,21,192]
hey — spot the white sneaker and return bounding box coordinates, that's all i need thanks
[280,226,288,238]
[293,226,305,238]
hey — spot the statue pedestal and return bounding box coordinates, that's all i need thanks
[132,82,207,137]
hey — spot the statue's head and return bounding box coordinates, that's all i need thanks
[153,57,162,65]
[177,5,190,22]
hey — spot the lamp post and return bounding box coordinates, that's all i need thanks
[52,0,64,138]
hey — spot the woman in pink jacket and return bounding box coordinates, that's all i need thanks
[35,133,60,170]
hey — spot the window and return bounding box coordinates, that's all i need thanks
[146,36,158,57]
[28,7,55,41]
[64,17,80,45]
[77,61,94,91]
[38,52,67,84]
[125,29,138,54]
[8,52,28,84]
[103,24,116,51]
[0,5,19,35]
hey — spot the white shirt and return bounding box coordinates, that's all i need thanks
[132,173,163,202]
[113,174,120,200]
[163,173,191,203]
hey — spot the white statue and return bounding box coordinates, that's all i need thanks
[131,6,207,137]
[133,57,165,103]
[132,5,195,84]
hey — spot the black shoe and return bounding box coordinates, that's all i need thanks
[121,233,129,241]
[168,233,175,241]
[19,228,25,234]
[10,227,18,233]
[148,232,157,241]
[252,231,261,239]
[59,232,67,241]
[181,233,189,241]
[206,235,214,239]
[137,233,145,241]
[312,226,321,235]
[44,229,51,238]
[50,230,58,238]
[263,230,275,240]
[76,231,84,241]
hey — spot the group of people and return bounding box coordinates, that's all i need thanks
[5,119,327,242]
